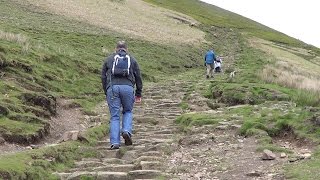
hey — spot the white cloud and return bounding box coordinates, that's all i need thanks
[200,0,320,48]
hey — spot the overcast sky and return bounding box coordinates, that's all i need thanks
[200,0,320,48]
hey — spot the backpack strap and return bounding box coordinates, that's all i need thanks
[126,55,131,74]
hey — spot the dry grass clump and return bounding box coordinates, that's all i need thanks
[251,38,320,93]
[24,0,205,45]
[0,30,27,44]
[0,30,30,53]
[261,61,320,92]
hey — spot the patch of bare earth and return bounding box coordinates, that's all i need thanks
[38,99,87,144]
[167,110,287,179]
[23,0,205,45]
[0,99,99,155]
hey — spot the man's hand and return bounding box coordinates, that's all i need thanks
[135,96,142,103]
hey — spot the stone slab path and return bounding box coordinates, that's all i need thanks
[54,81,186,179]
[54,80,310,180]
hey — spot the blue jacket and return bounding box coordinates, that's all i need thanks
[205,50,216,64]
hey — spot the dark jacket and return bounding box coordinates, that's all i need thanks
[101,53,143,97]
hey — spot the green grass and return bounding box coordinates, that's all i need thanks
[286,147,320,179]
[206,82,290,105]
[1,0,320,178]
[0,117,44,135]
[0,0,203,139]
[175,113,221,127]
[0,124,107,179]
[227,102,317,140]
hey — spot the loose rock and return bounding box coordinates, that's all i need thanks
[246,170,263,177]
[280,153,287,158]
[262,149,276,160]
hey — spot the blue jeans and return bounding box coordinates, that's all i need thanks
[106,85,134,145]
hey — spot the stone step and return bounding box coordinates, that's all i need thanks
[150,138,174,144]
[63,171,130,180]
[102,158,129,164]
[135,117,159,124]
[96,140,110,146]
[129,145,146,151]
[153,129,176,134]
[92,164,135,172]
[159,112,182,116]
[140,161,163,170]
[134,156,162,164]
[128,170,162,179]
[121,150,138,162]
[134,131,174,136]
[134,134,173,140]
[133,138,173,145]
[97,172,128,180]
[155,103,180,108]
[81,158,102,162]
[144,144,167,152]
[98,149,122,158]
[67,171,97,180]
[134,127,178,132]
[163,116,179,120]
[74,161,105,169]
[139,151,161,157]
[52,172,71,180]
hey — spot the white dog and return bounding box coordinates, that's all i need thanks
[229,71,236,78]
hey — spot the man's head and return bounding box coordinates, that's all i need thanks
[116,40,128,52]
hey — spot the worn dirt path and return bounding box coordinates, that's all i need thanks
[0,99,100,155]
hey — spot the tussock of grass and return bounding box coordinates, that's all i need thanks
[261,63,320,92]
[0,30,30,53]
[229,103,317,142]
[175,112,220,127]
[207,82,290,105]
[292,90,320,107]
[0,30,28,45]
[0,117,44,135]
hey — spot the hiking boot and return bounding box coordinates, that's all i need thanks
[109,144,120,150]
[122,132,133,146]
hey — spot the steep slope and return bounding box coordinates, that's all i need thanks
[1,0,320,179]
[0,0,203,145]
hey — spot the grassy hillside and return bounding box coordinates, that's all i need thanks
[1,0,320,179]
[144,0,320,52]
[0,0,203,144]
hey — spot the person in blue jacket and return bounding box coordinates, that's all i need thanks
[204,49,217,79]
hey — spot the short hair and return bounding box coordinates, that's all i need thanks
[116,40,127,49]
